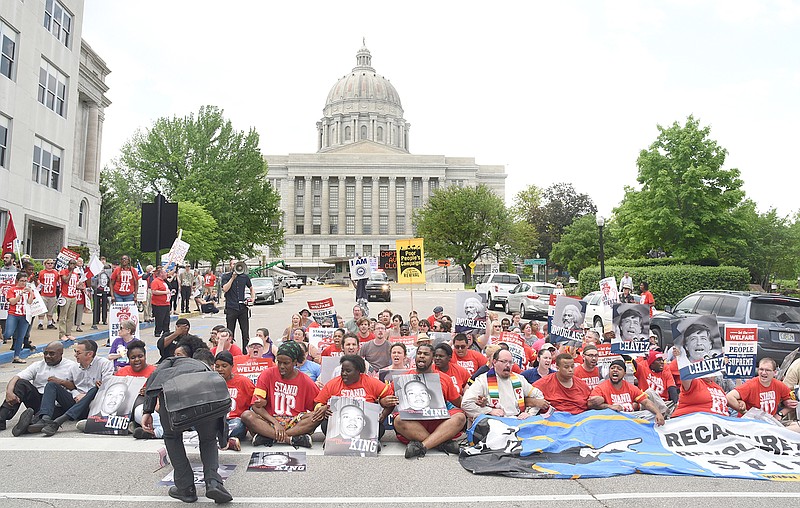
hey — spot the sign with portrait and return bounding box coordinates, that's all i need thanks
[394,373,448,420]
[54,246,80,271]
[395,238,425,284]
[723,324,758,379]
[549,296,586,344]
[324,396,380,457]
[671,315,724,380]
[599,276,619,308]
[247,452,306,472]
[454,291,488,333]
[85,376,146,435]
[108,302,141,345]
[610,303,651,356]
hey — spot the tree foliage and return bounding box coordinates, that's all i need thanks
[614,115,745,263]
[413,184,513,285]
[550,214,621,277]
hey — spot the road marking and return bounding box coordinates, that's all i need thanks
[1,492,799,504]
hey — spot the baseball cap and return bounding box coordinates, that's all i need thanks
[433,306,444,313]
[248,337,265,347]
[647,350,665,366]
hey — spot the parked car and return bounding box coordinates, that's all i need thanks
[650,290,800,363]
[251,277,284,305]
[365,271,391,302]
[282,276,304,288]
[506,282,557,318]
[475,272,522,311]
[582,291,641,330]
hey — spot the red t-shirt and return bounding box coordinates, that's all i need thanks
[436,362,472,395]
[735,377,792,416]
[534,374,591,414]
[204,273,216,288]
[574,364,602,391]
[211,344,243,356]
[253,367,320,417]
[667,359,681,386]
[4,286,27,316]
[357,331,375,343]
[641,291,655,317]
[150,277,169,306]
[60,269,80,298]
[635,357,676,401]
[672,378,729,417]
[112,266,139,296]
[321,345,343,357]
[590,379,646,412]
[114,364,156,378]
[314,373,393,404]
[226,374,255,419]
[37,269,60,297]
[76,287,85,305]
[450,349,486,376]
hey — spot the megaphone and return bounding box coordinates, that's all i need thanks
[234,261,247,275]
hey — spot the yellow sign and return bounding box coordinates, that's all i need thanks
[395,238,426,284]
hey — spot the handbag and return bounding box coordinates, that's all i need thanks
[161,370,231,431]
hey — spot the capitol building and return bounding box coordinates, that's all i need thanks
[264,44,506,276]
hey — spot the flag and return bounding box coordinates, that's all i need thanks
[84,255,105,279]
[136,260,144,276]
[2,212,17,256]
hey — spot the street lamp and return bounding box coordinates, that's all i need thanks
[494,242,501,264]
[596,216,605,279]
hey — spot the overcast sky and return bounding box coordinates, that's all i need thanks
[82,0,800,218]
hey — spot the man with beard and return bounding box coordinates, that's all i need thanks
[450,334,486,376]
[242,342,322,449]
[533,353,591,414]
[462,349,549,421]
[589,359,665,425]
[359,322,392,371]
[635,349,678,407]
[393,344,466,458]
[433,343,471,395]
[574,345,602,390]
[560,304,582,332]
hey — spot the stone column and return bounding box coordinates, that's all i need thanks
[321,176,330,235]
[286,176,295,235]
[422,176,430,205]
[405,177,412,235]
[338,176,346,236]
[372,177,380,236]
[388,119,393,146]
[389,176,397,235]
[83,103,99,182]
[303,176,312,235]
[355,176,363,235]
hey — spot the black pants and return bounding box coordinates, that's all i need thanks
[93,293,109,325]
[225,306,250,349]
[170,291,178,312]
[153,305,171,337]
[180,286,192,313]
[159,403,223,492]
[0,379,42,422]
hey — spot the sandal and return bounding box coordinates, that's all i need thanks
[12,357,26,364]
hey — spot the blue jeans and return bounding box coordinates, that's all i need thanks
[39,382,97,421]
[227,417,246,439]
[113,292,135,302]
[4,314,30,358]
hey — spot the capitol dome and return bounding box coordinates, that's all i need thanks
[317,43,410,153]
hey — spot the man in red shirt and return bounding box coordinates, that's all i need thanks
[589,359,665,424]
[451,334,485,375]
[204,269,217,297]
[393,343,466,458]
[427,306,444,328]
[241,342,323,448]
[149,267,172,338]
[726,357,797,420]
[533,353,591,414]
[433,343,471,395]
[639,281,655,317]
[635,350,678,407]
[574,344,601,390]
[214,351,255,451]
[356,318,375,343]
[36,258,59,330]
[110,255,139,303]
[57,259,82,340]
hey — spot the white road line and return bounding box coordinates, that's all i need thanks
[1,492,799,504]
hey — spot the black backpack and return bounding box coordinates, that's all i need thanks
[162,370,231,431]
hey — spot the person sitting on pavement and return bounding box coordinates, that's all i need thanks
[213,350,254,451]
[157,318,203,363]
[242,342,323,448]
[433,343,471,395]
[24,340,115,436]
[462,349,549,423]
[332,334,372,379]
[393,344,467,458]
[360,322,392,372]
[380,342,411,378]
[451,333,486,376]
[108,319,138,371]
[288,327,320,363]
[1,342,76,433]
[105,340,158,438]
[233,337,275,367]
[521,345,556,384]
[533,353,591,415]
[210,327,243,357]
[726,357,797,422]
[671,373,730,418]
[195,292,220,315]
[588,359,665,425]
[281,314,303,342]
[635,349,679,413]
[574,344,602,390]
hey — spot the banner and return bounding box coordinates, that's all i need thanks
[348,256,372,281]
[324,396,380,457]
[308,327,337,351]
[610,303,651,356]
[550,296,586,344]
[234,357,274,384]
[724,324,758,379]
[307,297,338,327]
[109,302,141,344]
[0,271,16,319]
[395,238,425,284]
[460,411,800,480]
[454,291,488,333]
[166,237,190,270]
[54,247,80,271]
[85,376,146,435]
[599,276,619,308]
[494,331,526,369]
[672,315,724,380]
[394,372,448,420]
[25,284,48,321]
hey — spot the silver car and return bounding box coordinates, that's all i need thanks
[251,277,284,305]
[583,291,641,329]
[506,282,557,318]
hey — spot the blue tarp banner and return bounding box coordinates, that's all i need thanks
[459,410,800,480]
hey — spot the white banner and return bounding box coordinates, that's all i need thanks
[599,276,619,307]
[25,284,48,322]
[348,257,372,281]
[0,271,15,320]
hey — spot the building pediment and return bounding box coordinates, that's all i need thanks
[321,140,408,155]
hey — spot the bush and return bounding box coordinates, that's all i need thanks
[604,257,688,267]
[578,265,749,308]
[68,245,91,262]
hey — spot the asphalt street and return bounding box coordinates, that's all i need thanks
[1,284,800,506]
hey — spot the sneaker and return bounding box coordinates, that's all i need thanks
[290,434,312,449]
[405,440,427,459]
[224,437,241,451]
[28,415,52,434]
[205,480,233,504]
[252,434,275,447]
[12,408,35,437]
[0,419,6,431]
[37,323,44,330]
[168,486,198,503]
[76,327,83,332]
[127,421,137,433]
[133,427,155,440]
[76,420,87,432]
[42,419,63,436]
[437,440,461,455]
[47,324,56,330]
[90,325,98,330]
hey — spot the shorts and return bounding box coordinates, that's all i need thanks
[42,296,58,315]
[393,408,465,445]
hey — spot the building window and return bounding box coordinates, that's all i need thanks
[430,178,439,194]
[78,199,87,228]
[345,245,356,257]
[363,245,372,256]
[329,244,338,257]
[295,216,304,234]
[362,215,372,235]
[312,244,320,257]
[44,0,72,48]
[0,116,9,168]
[362,184,372,210]
[380,244,390,252]
[379,215,389,235]
[346,215,355,235]
[295,245,304,257]
[1,20,17,80]
[379,183,388,210]
[312,178,321,207]
[396,216,405,235]
[329,215,338,235]
[329,183,338,209]
[345,126,351,140]
[38,60,68,117]
[377,126,383,141]
[312,215,321,234]
[361,125,367,139]
[412,178,422,208]
[396,183,405,210]
[32,137,62,190]
[345,183,355,210]
[295,178,305,208]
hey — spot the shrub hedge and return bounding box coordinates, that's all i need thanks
[604,257,689,267]
[578,265,750,308]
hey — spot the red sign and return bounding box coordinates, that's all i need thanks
[437,259,451,267]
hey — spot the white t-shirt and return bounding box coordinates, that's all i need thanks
[18,359,79,393]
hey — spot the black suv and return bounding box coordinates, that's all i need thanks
[365,271,391,302]
[650,290,800,363]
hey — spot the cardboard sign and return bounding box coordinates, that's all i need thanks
[85,376,147,435]
[348,256,372,281]
[396,238,425,284]
[55,247,80,271]
[599,276,619,307]
[307,298,338,327]
[723,324,758,379]
[672,315,724,380]
[109,302,141,344]
[395,373,447,420]
[324,396,380,457]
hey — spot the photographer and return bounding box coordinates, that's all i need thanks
[220,260,254,349]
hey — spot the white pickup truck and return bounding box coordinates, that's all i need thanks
[475,272,522,311]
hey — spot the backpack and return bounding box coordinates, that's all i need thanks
[161,370,231,431]
[776,347,800,381]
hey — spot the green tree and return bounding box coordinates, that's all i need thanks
[106,105,283,264]
[508,185,541,261]
[550,214,620,277]
[614,115,745,263]
[178,201,220,264]
[413,185,513,285]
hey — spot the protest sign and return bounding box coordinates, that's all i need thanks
[247,452,306,472]
[599,276,619,307]
[109,302,141,344]
[610,303,651,356]
[724,324,758,379]
[0,271,15,320]
[396,238,425,284]
[307,298,338,327]
[161,464,236,484]
[672,315,724,380]
[494,331,526,369]
[348,256,372,281]
[395,373,448,420]
[55,247,80,271]
[550,296,586,344]
[324,396,380,457]
[454,291,487,333]
[234,357,274,384]
[165,237,190,271]
[596,343,623,379]
[308,327,337,351]
[85,376,146,435]
[368,256,379,273]
[319,356,340,385]
[25,285,48,321]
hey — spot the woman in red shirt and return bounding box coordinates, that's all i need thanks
[672,375,730,418]
[149,267,171,337]
[4,271,32,363]
[110,255,139,303]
